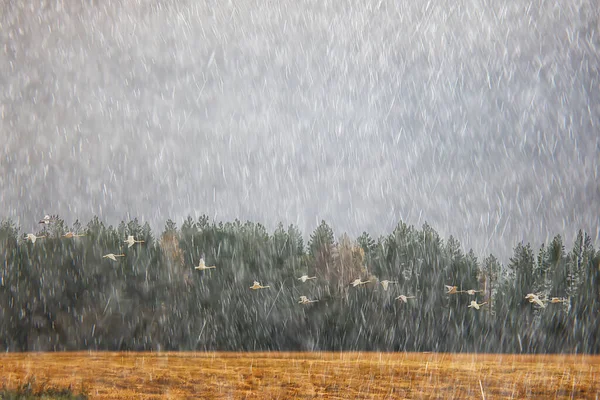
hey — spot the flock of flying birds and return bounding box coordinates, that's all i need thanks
[26,216,568,308]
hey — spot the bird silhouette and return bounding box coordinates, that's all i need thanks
[250,281,270,290]
[445,285,465,294]
[297,275,317,283]
[39,215,57,225]
[468,300,488,310]
[195,258,216,271]
[25,233,46,244]
[395,294,416,303]
[124,235,145,248]
[351,278,370,287]
[549,297,567,304]
[298,296,318,304]
[63,232,86,238]
[103,253,125,261]
[525,293,546,308]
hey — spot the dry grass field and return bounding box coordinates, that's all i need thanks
[1,352,599,399]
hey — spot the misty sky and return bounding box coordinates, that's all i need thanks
[1,0,598,261]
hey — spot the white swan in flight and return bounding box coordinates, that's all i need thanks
[298,296,318,304]
[124,235,145,248]
[395,294,416,303]
[351,278,370,287]
[39,215,57,225]
[103,253,125,261]
[250,281,270,290]
[63,232,86,238]
[468,300,488,310]
[25,233,46,244]
[525,293,546,308]
[195,258,216,271]
[297,275,317,283]
[445,285,465,294]
[549,297,567,304]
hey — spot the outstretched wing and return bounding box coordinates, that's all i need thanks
[535,298,546,308]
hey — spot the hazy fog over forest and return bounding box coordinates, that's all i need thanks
[1,0,598,261]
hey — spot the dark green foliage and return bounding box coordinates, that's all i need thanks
[0,215,597,353]
[481,254,501,311]
[308,220,335,257]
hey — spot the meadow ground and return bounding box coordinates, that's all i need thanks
[0,352,599,399]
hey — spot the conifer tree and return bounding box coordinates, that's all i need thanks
[481,254,501,312]
[308,220,336,282]
[548,235,567,297]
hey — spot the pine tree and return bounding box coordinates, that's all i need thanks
[482,254,501,311]
[548,235,568,297]
[415,223,444,295]
[141,221,154,246]
[356,231,376,266]
[382,222,417,280]
[332,233,366,290]
[286,224,304,257]
[271,222,288,267]
[197,215,210,231]
[465,249,480,290]
[308,220,336,290]
[160,219,183,268]
[566,230,585,300]
[308,220,335,256]
[181,215,196,233]
[509,242,536,302]
[570,233,599,352]
[85,215,105,242]
[533,243,551,298]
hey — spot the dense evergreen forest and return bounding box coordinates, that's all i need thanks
[0,216,598,353]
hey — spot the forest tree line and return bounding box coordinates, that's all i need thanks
[0,215,598,353]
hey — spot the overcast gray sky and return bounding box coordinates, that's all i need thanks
[1,0,598,261]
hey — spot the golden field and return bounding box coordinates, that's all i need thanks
[1,351,599,399]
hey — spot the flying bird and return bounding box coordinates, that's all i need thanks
[465,289,483,295]
[351,278,370,287]
[525,293,546,308]
[380,280,397,291]
[549,297,567,304]
[103,253,125,261]
[298,296,318,304]
[63,232,86,238]
[445,285,465,294]
[195,258,216,271]
[297,275,317,283]
[250,281,270,290]
[395,294,416,303]
[39,215,57,225]
[25,233,46,244]
[468,300,488,310]
[124,235,145,248]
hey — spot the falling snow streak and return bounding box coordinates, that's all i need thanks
[0,1,598,262]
